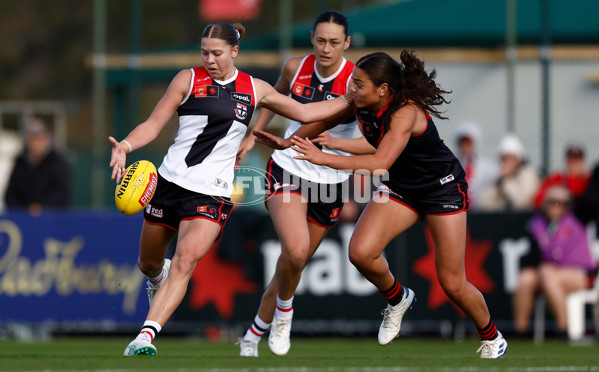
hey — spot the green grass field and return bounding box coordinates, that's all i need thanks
[1,336,598,371]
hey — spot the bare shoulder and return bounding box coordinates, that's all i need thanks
[282,56,304,74]
[390,102,427,133]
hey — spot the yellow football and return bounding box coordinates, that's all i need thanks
[114,160,158,216]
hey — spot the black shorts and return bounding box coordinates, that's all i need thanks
[144,173,233,235]
[265,158,344,228]
[376,179,469,216]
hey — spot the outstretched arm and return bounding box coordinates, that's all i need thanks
[289,105,421,175]
[108,69,189,181]
[237,58,300,165]
[254,78,353,124]
[313,132,376,155]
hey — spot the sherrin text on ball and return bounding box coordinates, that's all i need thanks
[115,160,157,215]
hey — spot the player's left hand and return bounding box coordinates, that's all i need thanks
[108,136,127,182]
[290,136,326,165]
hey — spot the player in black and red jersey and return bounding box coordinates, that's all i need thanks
[236,11,357,357]
[108,21,353,357]
[254,50,508,359]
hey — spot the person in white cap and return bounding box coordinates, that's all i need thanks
[479,134,540,211]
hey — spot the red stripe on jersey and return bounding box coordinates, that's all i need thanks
[192,66,256,106]
[331,59,355,95]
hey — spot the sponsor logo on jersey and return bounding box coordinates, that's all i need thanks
[196,76,211,82]
[330,208,341,219]
[298,74,312,81]
[214,178,229,189]
[443,204,459,209]
[292,82,315,99]
[325,91,339,100]
[197,205,217,219]
[194,85,219,98]
[440,174,455,185]
[231,92,252,105]
[235,103,248,120]
[146,204,164,218]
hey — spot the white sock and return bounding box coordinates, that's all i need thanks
[147,267,166,287]
[275,295,294,320]
[244,315,270,342]
[140,320,162,341]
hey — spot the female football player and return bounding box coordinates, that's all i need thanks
[254,50,508,359]
[108,21,352,356]
[236,10,358,357]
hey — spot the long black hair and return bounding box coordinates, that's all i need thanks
[355,50,451,131]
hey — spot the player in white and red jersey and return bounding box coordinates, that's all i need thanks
[237,11,357,357]
[107,21,353,357]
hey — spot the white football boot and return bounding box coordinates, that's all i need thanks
[146,258,171,306]
[123,333,157,356]
[378,287,416,345]
[268,315,292,355]
[238,338,259,357]
[477,331,508,359]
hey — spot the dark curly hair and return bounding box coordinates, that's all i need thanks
[355,50,451,131]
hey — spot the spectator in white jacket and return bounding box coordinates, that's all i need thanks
[479,134,540,212]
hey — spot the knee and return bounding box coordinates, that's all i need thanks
[279,246,310,270]
[171,252,200,277]
[438,274,465,300]
[137,257,163,277]
[348,244,375,270]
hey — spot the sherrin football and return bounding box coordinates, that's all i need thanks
[115,160,158,215]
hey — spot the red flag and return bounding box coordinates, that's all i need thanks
[199,0,262,21]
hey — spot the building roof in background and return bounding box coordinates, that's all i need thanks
[241,0,599,49]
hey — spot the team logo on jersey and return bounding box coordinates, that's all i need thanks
[292,82,315,99]
[318,84,324,92]
[361,120,374,136]
[325,92,339,100]
[235,103,248,120]
[231,92,252,105]
[194,85,219,98]
[330,208,341,219]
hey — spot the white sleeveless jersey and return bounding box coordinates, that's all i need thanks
[158,67,256,197]
[271,55,357,184]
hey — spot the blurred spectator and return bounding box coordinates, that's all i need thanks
[512,185,596,336]
[479,134,540,212]
[575,162,599,224]
[533,142,591,211]
[4,118,70,213]
[453,121,498,210]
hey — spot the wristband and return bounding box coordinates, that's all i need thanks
[121,140,133,154]
[340,94,350,107]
